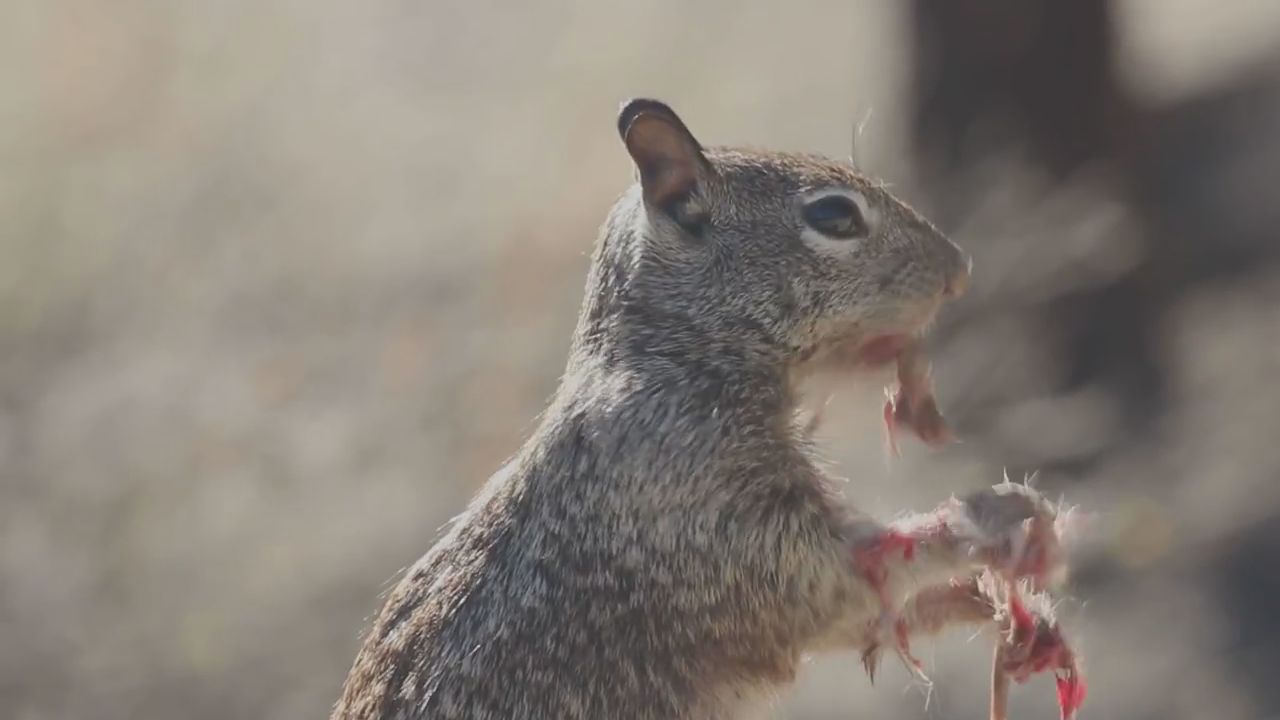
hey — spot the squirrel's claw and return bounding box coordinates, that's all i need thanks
[861,643,881,684]
[1055,665,1088,720]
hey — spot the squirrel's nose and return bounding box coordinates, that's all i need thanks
[941,243,971,299]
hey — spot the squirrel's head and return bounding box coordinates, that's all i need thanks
[579,98,970,373]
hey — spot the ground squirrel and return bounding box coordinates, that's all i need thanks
[332,99,1076,720]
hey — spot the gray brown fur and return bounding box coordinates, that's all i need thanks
[331,100,1036,720]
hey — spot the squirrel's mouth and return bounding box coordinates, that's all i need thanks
[796,296,947,376]
[799,328,924,375]
[848,296,948,369]
[853,333,913,368]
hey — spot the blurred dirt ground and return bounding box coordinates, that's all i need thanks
[2,2,1280,719]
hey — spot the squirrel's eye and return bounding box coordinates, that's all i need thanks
[802,195,866,240]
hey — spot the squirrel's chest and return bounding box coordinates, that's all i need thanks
[525,478,833,651]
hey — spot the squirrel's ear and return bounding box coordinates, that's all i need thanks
[617,98,708,210]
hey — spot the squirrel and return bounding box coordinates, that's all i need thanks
[331,99,1077,720]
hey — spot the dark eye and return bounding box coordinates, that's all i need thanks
[802,195,867,239]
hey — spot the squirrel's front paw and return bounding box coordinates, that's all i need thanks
[957,481,1065,587]
[989,578,1087,719]
[998,592,1067,681]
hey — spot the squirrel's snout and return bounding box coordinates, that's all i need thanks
[940,240,971,299]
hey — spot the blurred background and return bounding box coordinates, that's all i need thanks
[3,1,1279,718]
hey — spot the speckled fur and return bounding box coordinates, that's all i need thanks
[332,103,976,720]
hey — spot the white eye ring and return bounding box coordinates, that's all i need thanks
[798,189,877,255]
